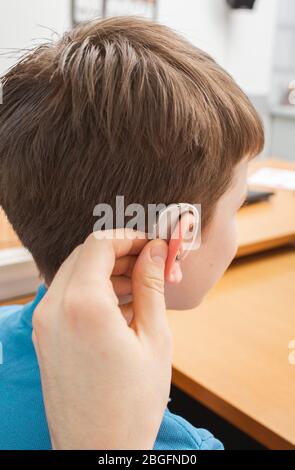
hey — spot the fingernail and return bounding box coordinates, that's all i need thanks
[150,243,167,265]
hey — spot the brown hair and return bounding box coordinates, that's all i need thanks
[0,17,264,283]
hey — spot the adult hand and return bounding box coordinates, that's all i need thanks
[32,229,172,450]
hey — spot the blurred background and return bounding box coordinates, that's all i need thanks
[1,0,295,161]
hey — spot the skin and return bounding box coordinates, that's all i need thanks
[33,158,249,449]
[113,158,249,314]
[33,232,172,450]
[165,158,249,310]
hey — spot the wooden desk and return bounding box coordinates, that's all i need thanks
[0,294,34,307]
[168,246,295,449]
[237,159,295,257]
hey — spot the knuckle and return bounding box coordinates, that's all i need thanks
[32,296,51,334]
[62,282,112,326]
[62,286,87,320]
[140,272,165,295]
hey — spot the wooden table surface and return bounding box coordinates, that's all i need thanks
[168,246,295,449]
[236,159,295,257]
[168,158,295,449]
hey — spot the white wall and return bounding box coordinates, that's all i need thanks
[272,0,295,105]
[0,0,279,97]
[225,0,279,96]
[158,0,279,98]
[0,0,70,74]
[158,0,228,66]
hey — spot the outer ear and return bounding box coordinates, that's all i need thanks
[165,212,195,283]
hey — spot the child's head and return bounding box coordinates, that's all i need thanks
[0,17,264,309]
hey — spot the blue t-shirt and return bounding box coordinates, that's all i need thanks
[0,285,223,450]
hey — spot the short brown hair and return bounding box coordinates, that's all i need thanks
[0,17,264,283]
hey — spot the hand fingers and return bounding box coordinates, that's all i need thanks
[71,229,147,288]
[112,255,137,277]
[111,276,132,297]
[131,239,169,340]
[57,230,147,330]
[119,302,134,326]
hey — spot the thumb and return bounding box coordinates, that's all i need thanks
[132,239,168,338]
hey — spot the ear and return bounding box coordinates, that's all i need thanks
[165,212,195,284]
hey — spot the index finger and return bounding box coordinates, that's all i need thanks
[71,229,147,287]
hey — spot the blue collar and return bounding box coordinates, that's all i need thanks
[22,284,47,328]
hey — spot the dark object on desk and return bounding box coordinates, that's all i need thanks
[170,385,266,450]
[226,0,256,9]
[243,190,275,207]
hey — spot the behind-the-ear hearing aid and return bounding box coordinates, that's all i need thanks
[119,203,200,305]
[151,202,200,284]
[151,203,200,259]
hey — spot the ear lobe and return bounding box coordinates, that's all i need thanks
[165,234,182,283]
[165,212,195,284]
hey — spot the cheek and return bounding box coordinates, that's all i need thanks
[164,217,239,311]
[199,218,236,291]
[197,216,238,295]
[216,217,238,271]
[226,218,239,261]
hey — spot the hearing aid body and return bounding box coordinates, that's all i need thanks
[151,202,200,283]
[151,203,200,256]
